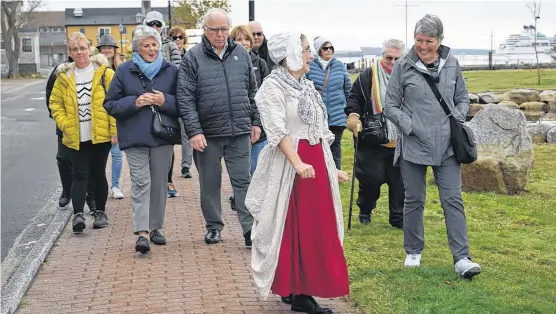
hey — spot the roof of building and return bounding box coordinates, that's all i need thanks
[39,32,67,46]
[27,11,65,27]
[64,7,170,26]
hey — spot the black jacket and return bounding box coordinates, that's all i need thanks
[345,67,392,155]
[46,57,73,136]
[249,51,270,144]
[103,60,180,150]
[177,36,260,139]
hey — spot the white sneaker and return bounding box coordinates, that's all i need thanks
[111,187,124,199]
[404,254,422,267]
[455,258,481,279]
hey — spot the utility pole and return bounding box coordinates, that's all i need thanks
[249,0,255,21]
[168,0,172,29]
[395,0,419,52]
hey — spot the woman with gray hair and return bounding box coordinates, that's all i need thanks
[104,25,181,254]
[383,14,481,278]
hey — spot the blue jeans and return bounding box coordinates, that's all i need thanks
[111,143,123,189]
[251,140,267,175]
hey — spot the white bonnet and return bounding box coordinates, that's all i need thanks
[267,31,303,72]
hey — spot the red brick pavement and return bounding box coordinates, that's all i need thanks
[17,147,356,314]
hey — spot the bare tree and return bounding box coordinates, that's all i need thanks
[526,1,541,85]
[1,0,44,78]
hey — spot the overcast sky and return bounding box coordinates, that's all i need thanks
[41,0,556,51]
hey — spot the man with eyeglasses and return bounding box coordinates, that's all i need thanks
[177,8,260,247]
[344,38,405,229]
[247,21,275,69]
[143,11,182,66]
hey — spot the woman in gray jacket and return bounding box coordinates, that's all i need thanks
[383,14,481,279]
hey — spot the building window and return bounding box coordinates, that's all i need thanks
[1,38,4,50]
[79,28,86,35]
[98,27,110,37]
[40,27,48,32]
[50,27,58,32]
[22,38,32,52]
[121,26,127,35]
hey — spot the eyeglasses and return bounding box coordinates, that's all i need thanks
[302,46,312,53]
[252,32,263,37]
[384,55,400,62]
[322,46,334,52]
[146,21,162,28]
[70,46,88,53]
[204,25,230,34]
[172,35,184,40]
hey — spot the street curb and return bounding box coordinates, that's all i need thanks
[0,208,71,314]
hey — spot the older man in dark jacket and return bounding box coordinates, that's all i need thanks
[177,8,260,247]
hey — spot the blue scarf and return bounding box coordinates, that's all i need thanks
[132,51,163,80]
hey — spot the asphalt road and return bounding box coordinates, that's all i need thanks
[1,78,62,267]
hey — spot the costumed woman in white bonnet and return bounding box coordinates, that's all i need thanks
[245,31,350,314]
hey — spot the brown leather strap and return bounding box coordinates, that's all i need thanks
[319,66,331,96]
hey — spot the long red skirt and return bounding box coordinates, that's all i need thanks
[271,140,350,298]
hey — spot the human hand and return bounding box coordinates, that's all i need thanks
[250,126,261,143]
[135,94,153,107]
[293,162,315,179]
[111,136,118,145]
[150,89,165,106]
[347,113,362,137]
[337,170,349,183]
[190,134,207,152]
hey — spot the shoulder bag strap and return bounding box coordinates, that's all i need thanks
[100,66,108,93]
[421,72,452,117]
[319,66,332,96]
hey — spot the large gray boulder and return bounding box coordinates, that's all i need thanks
[539,90,556,105]
[505,89,540,105]
[526,121,556,143]
[547,127,556,144]
[463,104,534,195]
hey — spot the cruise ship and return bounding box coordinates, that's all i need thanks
[497,25,555,55]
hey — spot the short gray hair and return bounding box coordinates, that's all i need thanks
[203,8,231,26]
[132,25,162,52]
[382,39,405,54]
[414,14,444,41]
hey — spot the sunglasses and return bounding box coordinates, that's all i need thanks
[146,21,162,28]
[172,35,184,40]
[252,32,263,37]
[384,56,400,62]
[322,46,334,52]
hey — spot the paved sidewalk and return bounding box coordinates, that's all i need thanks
[1,78,46,99]
[17,146,355,314]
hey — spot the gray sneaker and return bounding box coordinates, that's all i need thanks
[72,213,86,233]
[455,258,481,279]
[93,211,109,229]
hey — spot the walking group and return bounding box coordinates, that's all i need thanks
[46,8,482,313]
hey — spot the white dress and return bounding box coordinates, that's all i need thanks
[245,73,345,298]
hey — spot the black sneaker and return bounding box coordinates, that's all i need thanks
[230,196,236,211]
[204,229,222,244]
[181,167,192,178]
[150,229,166,245]
[72,213,86,233]
[359,214,371,224]
[93,211,109,229]
[244,230,252,248]
[59,192,70,208]
[135,236,150,254]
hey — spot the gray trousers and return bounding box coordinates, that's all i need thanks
[193,135,253,235]
[400,155,471,263]
[180,119,193,169]
[126,145,173,234]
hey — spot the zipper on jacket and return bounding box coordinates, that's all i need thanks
[221,61,235,136]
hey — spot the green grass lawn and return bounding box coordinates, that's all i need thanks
[349,68,556,94]
[339,134,556,313]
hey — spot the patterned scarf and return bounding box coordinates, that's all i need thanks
[272,66,328,145]
[371,57,399,142]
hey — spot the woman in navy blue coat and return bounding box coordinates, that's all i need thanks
[307,37,352,169]
[104,26,180,254]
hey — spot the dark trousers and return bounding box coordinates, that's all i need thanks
[168,150,174,183]
[193,135,253,235]
[56,135,95,202]
[329,126,345,170]
[355,147,404,226]
[69,141,111,215]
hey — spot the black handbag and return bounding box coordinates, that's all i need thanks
[151,106,181,144]
[421,73,477,164]
[361,113,389,145]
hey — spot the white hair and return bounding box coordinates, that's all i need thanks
[382,39,405,54]
[132,25,162,52]
[202,8,232,27]
[414,14,444,41]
